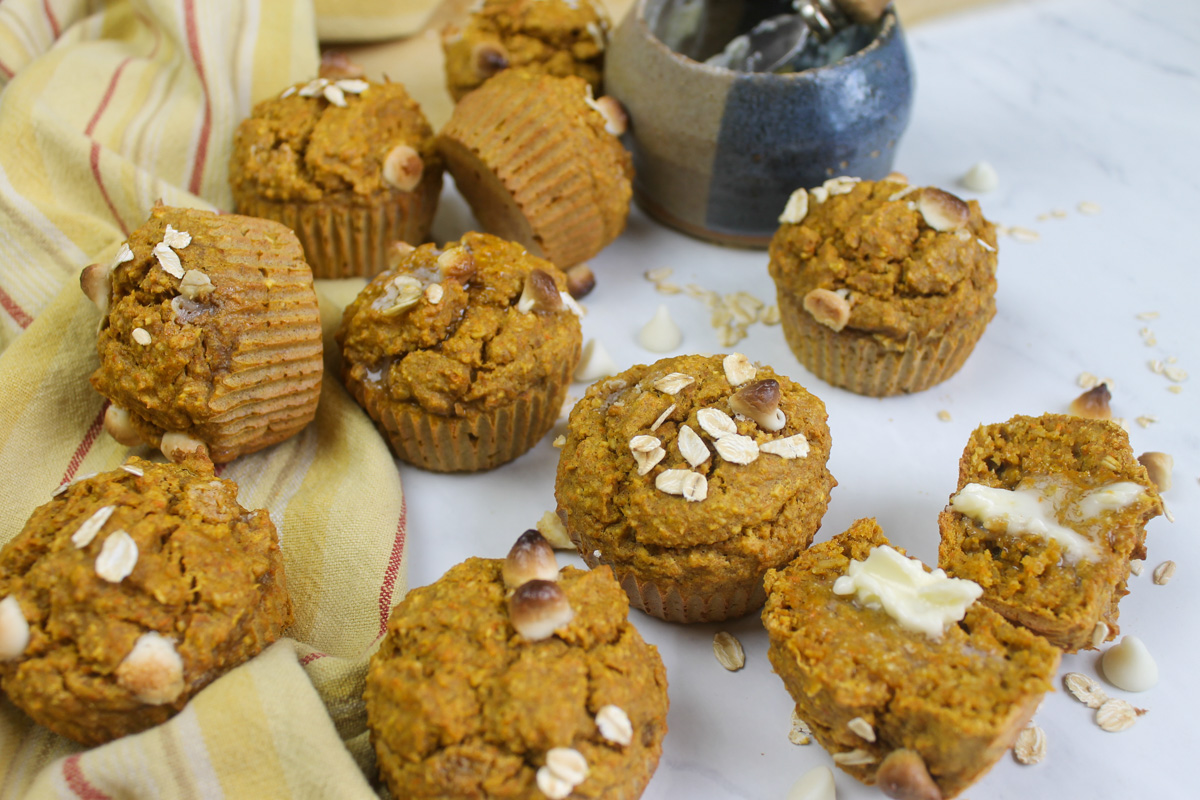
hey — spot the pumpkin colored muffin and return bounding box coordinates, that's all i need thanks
[442,0,610,102]
[938,413,1163,652]
[763,518,1060,800]
[768,176,998,396]
[365,530,668,800]
[555,353,835,623]
[338,231,582,472]
[83,205,323,464]
[0,457,292,746]
[230,76,443,278]
[437,69,632,270]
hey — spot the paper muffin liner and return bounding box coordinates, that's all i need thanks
[234,175,440,280]
[352,357,572,473]
[438,75,627,269]
[778,292,994,397]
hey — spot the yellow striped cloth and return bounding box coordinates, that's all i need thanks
[0,2,410,797]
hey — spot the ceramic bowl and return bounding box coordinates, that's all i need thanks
[606,0,914,247]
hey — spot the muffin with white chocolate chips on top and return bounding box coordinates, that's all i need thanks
[555,353,836,623]
[365,530,668,800]
[0,457,291,746]
[768,176,998,396]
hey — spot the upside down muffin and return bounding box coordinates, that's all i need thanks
[83,205,323,464]
[0,457,292,746]
[230,76,443,278]
[938,413,1163,652]
[768,176,998,396]
[365,531,668,799]
[338,231,582,472]
[443,0,610,102]
[555,353,835,623]
[763,518,1060,800]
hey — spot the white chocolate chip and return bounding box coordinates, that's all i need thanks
[160,432,209,463]
[115,631,185,704]
[714,433,759,465]
[382,145,423,191]
[575,338,618,382]
[0,596,30,661]
[722,353,756,386]
[596,705,633,746]
[712,631,744,671]
[677,424,710,467]
[960,161,999,193]
[72,505,116,548]
[1101,635,1158,692]
[637,305,682,352]
[786,765,834,800]
[697,407,737,439]
[95,530,138,583]
[778,188,809,224]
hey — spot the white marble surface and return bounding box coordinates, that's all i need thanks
[403,0,1199,797]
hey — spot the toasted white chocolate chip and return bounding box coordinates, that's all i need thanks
[876,749,939,800]
[591,94,627,136]
[802,288,851,331]
[960,161,999,193]
[697,407,737,439]
[1095,698,1140,732]
[1101,635,1158,692]
[131,327,151,346]
[153,243,184,278]
[544,747,588,786]
[161,432,208,463]
[712,631,744,671]
[1013,724,1046,765]
[508,580,573,641]
[103,405,142,446]
[778,188,809,224]
[95,530,138,583]
[80,262,112,314]
[655,469,707,501]
[729,379,785,432]
[637,305,682,352]
[653,372,695,395]
[1138,452,1172,491]
[847,717,876,742]
[788,710,812,745]
[471,40,509,79]
[535,511,573,550]
[503,530,559,589]
[0,596,30,661]
[72,505,116,548]
[595,705,633,746]
[424,283,444,304]
[1064,672,1108,708]
[575,338,618,382]
[382,145,423,191]
[517,270,563,315]
[917,187,970,231]
[785,765,834,800]
[832,748,876,766]
[1152,560,1176,585]
[714,434,758,465]
[116,631,184,704]
[677,424,710,467]
[722,353,756,386]
[565,264,595,299]
[650,403,675,432]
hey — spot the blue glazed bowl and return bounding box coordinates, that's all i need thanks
[606,0,914,248]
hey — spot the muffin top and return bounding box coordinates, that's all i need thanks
[0,457,291,745]
[442,0,610,101]
[230,78,440,204]
[86,206,323,458]
[338,231,582,418]
[768,178,998,341]
[365,548,668,799]
[556,353,833,550]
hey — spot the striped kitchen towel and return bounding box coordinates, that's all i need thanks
[0,2,408,797]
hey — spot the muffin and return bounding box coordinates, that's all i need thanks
[365,530,668,799]
[938,413,1163,652]
[0,457,292,746]
[83,205,323,464]
[338,231,582,472]
[768,177,998,396]
[763,518,1060,800]
[230,76,443,278]
[555,353,835,623]
[442,0,610,102]
[437,69,632,270]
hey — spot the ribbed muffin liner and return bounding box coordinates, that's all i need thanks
[778,292,994,397]
[234,175,440,280]
[438,77,624,269]
[351,358,573,473]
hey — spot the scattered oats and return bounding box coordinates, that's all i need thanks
[322,83,347,106]
[760,434,810,460]
[713,631,745,671]
[536,510,573,550]
[644,267,673,283]
[178,269,213,300]
[697,407,737,439]
[788,710,813,745]
[778,188,809,224]
[1013,724,1047,765]
[832,749,876,766]
[298,77,329,97]
[762,304,781,325]
[544,747,589,787]
[655,281,683,295]
[1113,417,1131,433]
[810,186,829,204]
[280,85,297,98]
[677,424,710,467]
[95,530,138,583]
[115,243,134,263]
[977,237,996,252]
[650,403,676,432]
[630,435,666,476]
[722,353,756,386]
[424,283,444,304]
[536,767,574,800]
[1078,201,1102,215]
[1095,698,1140,732]
[887,183,919,202]
[1164,366,1188,383]
[1168,385,1183,394]
[956,228,972,242]
[1065,671,1108,708]
[653,373,695,395]
[336,78,369,94]
[1129,559,1144,576]
[1077,371,1100,389]
[1149,359,1165,375]
[161,225,191,250]
[937,409,952,422]
[655,469,707,501]
[595,705,633,746]
[560,292,585,317]
[716,323,745,348]
[1134,414,1157,428]
[71,505,116,548]
[1163,502,1175,523]
[847,717,876,742]
[823,175,860,196]
[1008,226,1040,242]
[1136,311,1160,321]
[153,243,184,278]
[552,435,566,449]
[373,275,423,315]
[121,464,144,477]
[1152,560,1175,585]
[714,433,759,465]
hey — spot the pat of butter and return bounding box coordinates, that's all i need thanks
[950,483,1099,563]
[832,545,982,639]
[1078,482,1145,518]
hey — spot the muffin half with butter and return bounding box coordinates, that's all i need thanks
[338,231,582,472]
[768,176,998,396]
[230,76,442,278]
